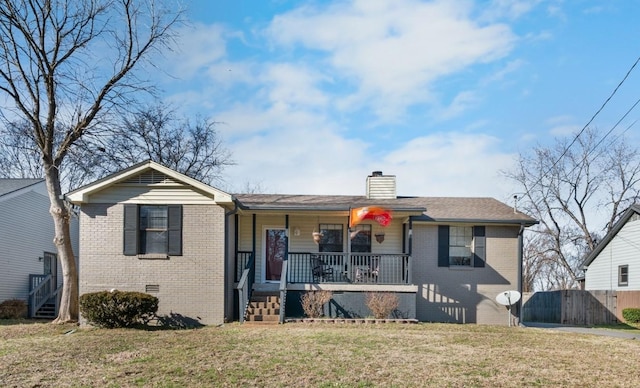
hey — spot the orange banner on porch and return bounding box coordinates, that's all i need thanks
[349,206,392,228]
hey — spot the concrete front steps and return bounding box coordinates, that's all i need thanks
[245,292,280,324]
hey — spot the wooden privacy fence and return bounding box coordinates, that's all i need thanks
[522,290,640,325]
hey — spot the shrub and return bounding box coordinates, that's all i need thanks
[366,292,399,319]
[301,290,333,318]
[622,308,640,323]
[0,299,28,319]
[79,290,158,328]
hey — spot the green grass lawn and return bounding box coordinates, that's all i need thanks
[1,320,639,387]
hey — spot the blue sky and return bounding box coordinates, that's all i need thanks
[154,0,640,202]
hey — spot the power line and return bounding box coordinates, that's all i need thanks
[522,54,640,198]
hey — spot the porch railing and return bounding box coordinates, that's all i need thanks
[28,274,52,318]
[236,252,255,323]
[287,252,411,284]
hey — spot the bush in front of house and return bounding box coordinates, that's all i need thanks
[79,290,158,328]
[622,308,640,323]
[366,292,399,319]
[301,290,333,318]
[0,299,28,319]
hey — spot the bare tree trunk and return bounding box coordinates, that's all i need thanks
[42,163,78,323]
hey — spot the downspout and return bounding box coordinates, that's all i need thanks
[516,223,525,326]
[408,218,413,284]
[224,200,239,323]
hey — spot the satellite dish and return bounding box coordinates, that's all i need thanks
[495,290,521,306]
[495,290,521,327]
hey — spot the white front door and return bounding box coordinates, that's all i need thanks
[263,228,286,282]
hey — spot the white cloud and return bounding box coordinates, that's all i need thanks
[166,23,227,76]
[381,132,518,198]
[481,0,543,21]
[262,63,330,108]
[267,0,517,121]
[220,121,519,201]
[157,0,538,201]
[433,91,480,120]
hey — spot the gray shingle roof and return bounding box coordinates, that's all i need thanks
[0,178,44,197]
[233,193,537,224]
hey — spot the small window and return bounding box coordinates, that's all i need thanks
[351,224,371,252]
[618,265,629,287]
[319,224,343,252]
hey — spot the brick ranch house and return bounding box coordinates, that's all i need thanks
[66,160,537,326]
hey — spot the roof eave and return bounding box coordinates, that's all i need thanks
[411,215,538,226]
[582,204,640,268]
[238,205,426,213]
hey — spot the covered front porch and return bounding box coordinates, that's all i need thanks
[236,251,412,285]
[235,250,418,323]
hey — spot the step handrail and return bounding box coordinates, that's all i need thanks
[236,253,255,323]
[279,260,288,324]
[28,274,53,318]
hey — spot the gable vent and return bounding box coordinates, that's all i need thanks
[123,171,178,185]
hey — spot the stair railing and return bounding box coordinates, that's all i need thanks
[279,259,289,324]
[236,253,255,323]
[28,274,52,318]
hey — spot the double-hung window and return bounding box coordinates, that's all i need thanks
[351,224,371,253]
[449,226,472,266]
[319,224,343,252]
[438,225,485,268]
[124,204,182,256]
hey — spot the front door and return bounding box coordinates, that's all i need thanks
[43,251,57,292]
[264,228,286,282]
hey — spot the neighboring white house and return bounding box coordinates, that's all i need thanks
[0,179,78,317]
[583,204,640,291]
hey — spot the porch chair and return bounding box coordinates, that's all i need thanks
[311,255,335,282]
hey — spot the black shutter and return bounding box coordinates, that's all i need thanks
[473,226,486,268]
[123,204,139,256]
[438,225,450,267]
[167,205,183,256]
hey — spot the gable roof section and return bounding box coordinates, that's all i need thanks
[66,160,234,205]
[582,204,640,268]
[234,194,537,225]
[0,178,45,199]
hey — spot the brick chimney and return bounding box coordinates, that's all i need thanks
[366,171,396,199]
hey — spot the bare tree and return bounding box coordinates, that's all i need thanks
[93,103,234,185]
[507,128,640,291]
[0,0,182,323]
[0,121,42,178]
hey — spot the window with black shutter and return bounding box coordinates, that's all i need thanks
[123,204,182,256]
[437,225,485,268]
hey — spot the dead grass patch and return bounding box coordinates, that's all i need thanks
[1,322,639,387]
